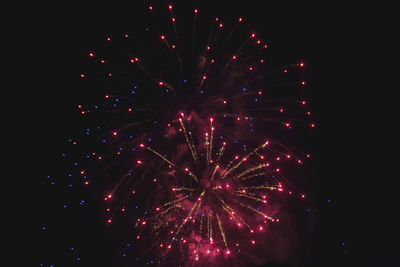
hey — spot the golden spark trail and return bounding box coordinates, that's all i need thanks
[233,163,267,181]
[224,157,237,171]
[216,213,228,248]
[163,196,189,207]
[174,201,199,236]
[217,196,250,228]
[156,205,177,217]
[109,169,134,196]
[222,142,268,179]
[174,191,205,236]
[146,146,198,182]
[195,198,202,214]
[243,185,278,191]
[205,132,210,163]
[216,144,226,163]
[236,193,266,203]
[207,213,213,243]
[209,120,214,161]
[237,201,273,220]
[178,118,198,162]
[186,170,199,183]
[210,165,219,181]
[199,214,204,235]
[188,130,197,159]
[172,187,195,192]
[222,204,250,228]
[145,146,176,168]
[238,172,267,181]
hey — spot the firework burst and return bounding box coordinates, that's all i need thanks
[66,2,315,265]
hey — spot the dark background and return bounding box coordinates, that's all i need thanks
[32,1,392,266]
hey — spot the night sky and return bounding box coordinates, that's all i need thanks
[33,1,393,266]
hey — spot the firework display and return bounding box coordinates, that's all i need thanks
[52,2,316,266]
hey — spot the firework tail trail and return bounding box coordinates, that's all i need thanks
[178,117,199,163]
[144,144,199,183]
[221,141,269,179]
